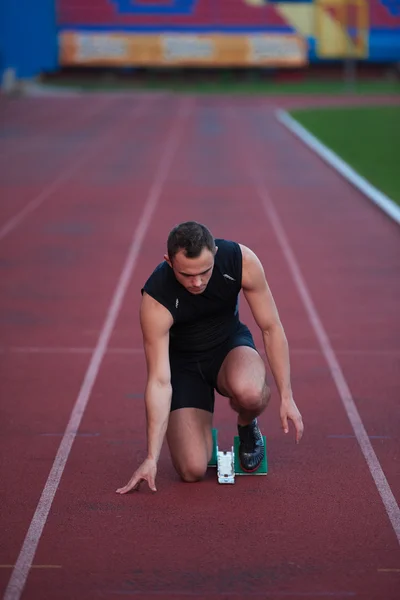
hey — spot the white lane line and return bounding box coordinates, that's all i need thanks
[3,97,192,600]
[0,347,144,354]
[0,95,113,160]
[107,591,356,597]
[0,97,150,242]
[231,108,400,546]
[1,346,400,357]
[276,109,400,227]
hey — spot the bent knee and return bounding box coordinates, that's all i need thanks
[176,460,208,483]
[233,381,271,411]
[180,466,207,483]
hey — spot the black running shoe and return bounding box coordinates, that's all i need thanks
[237,419,265,472]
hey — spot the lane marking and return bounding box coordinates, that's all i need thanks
[3,97,192,600]
[0,566,61,569]
[276,109,400,227]
[328,435,391,440]
[377,568,400,572]
[0,347,144,354]
[231,108,400,546]
[1,346,399,357]
[39,432,100,437]
[0,95,112,161]
[108,592,356,597]
[0,97,151,242]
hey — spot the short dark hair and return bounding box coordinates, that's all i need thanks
[167,221,216,260]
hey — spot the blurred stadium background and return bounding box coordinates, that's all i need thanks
[1,0,400,91]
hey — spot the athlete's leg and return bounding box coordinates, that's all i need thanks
[216,344,270,472]
[167,408,213,483]
[217,346,270,425]
[167,354,215,483]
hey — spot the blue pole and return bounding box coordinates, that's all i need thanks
[0,0,58,82]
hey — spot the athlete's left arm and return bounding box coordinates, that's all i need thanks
[240,244,304,443]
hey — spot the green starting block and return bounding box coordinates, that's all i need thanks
[208,428,268,484]
[209,427,218,467]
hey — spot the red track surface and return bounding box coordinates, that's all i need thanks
[0,92,399,600]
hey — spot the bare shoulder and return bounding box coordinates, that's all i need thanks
[140,292,173,339]
[140,293,172,380]
[239,244,267,291]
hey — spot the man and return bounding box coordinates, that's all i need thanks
[116,221,303,493]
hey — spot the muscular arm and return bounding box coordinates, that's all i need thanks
[116,293,173,494]
[240,244,303,442]
[240,244,292,401]
[140,292,174,462]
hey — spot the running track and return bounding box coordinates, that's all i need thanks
[1,92,399,600]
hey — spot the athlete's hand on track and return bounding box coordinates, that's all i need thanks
[116,458,157,494]
[280,396,304,443]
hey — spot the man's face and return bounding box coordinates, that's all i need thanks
[165,247,216,294]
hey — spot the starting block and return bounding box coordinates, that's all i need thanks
[208,428,268,484]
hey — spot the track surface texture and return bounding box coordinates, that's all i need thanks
[1,92,399,600]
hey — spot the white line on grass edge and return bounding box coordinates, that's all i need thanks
[276,109,400,227]
[230,108,400,547]
[3,98,192,600]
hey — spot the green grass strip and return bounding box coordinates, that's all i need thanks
[43,76,400,96]
[289,105,400,205]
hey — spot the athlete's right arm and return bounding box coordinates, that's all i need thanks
[116,292,173,494]
[141,292,174,462]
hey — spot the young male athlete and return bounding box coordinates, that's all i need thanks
[117,221,303,493]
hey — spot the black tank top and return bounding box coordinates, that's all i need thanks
[142,239,243,353]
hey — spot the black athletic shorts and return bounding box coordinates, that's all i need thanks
[169,322,257,413]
